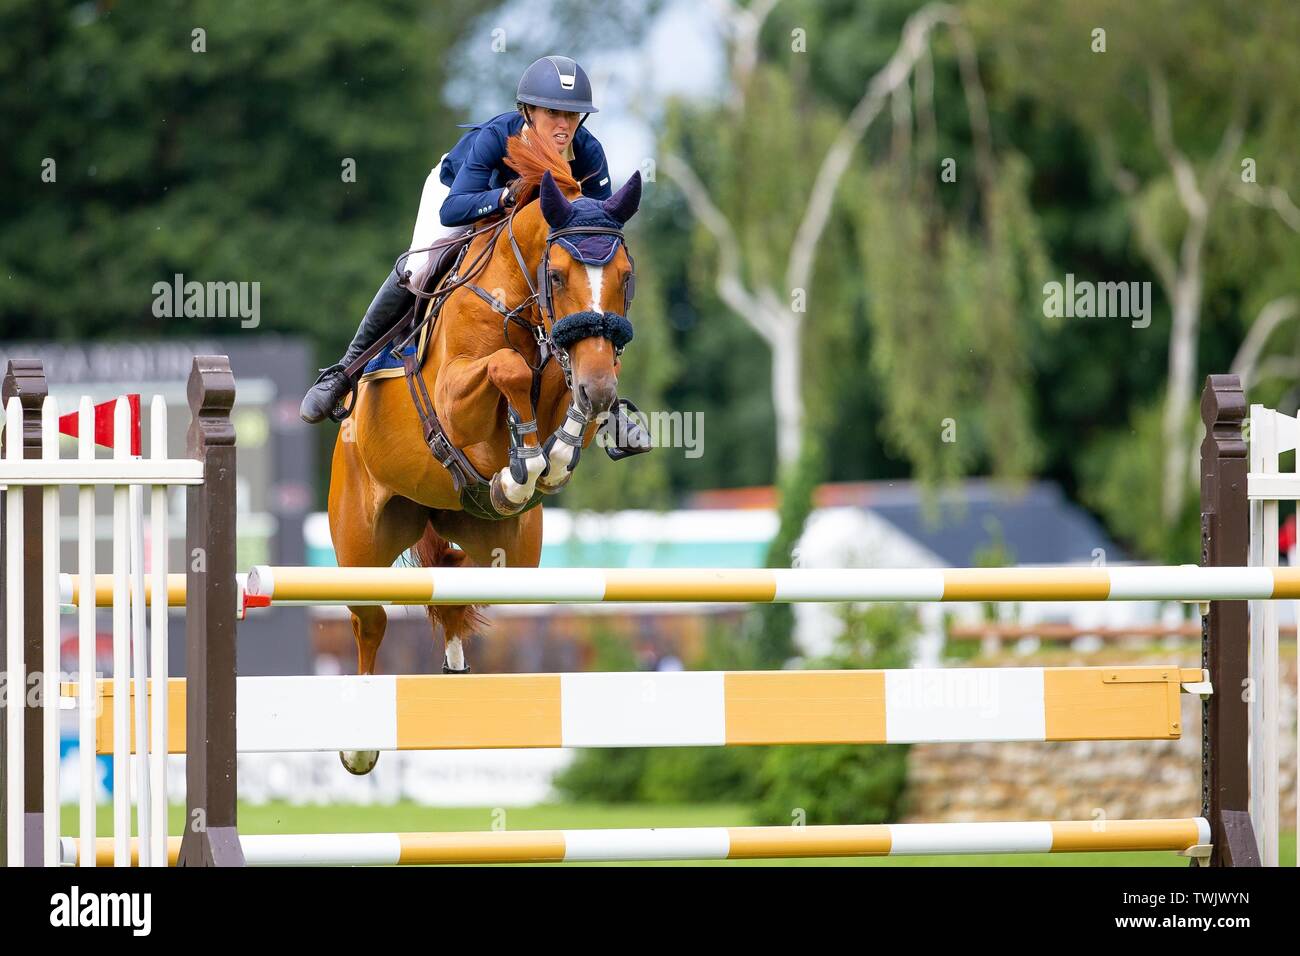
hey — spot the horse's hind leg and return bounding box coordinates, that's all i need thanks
[410,517,482,674]
[328,436,429,774]
[423,507,544,672]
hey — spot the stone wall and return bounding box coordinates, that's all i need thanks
[903,652,1297,829]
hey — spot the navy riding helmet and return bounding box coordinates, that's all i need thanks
[516,55,598,115]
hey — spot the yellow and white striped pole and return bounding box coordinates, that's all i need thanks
[60,818,1210,866]
[245,564,1300,606]
[58,565,1300,611]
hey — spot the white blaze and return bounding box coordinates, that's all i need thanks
[585,264,605,313]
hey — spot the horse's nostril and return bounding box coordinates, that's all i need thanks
[576,379,616,416]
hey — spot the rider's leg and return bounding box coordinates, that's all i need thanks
[300,160,454,424]
[403,156,452,279]
[299,271,415,423]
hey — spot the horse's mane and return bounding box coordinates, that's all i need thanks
[504,128,581,206]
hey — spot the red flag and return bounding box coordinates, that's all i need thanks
[58,394,142,456]
[1281,514,1296,556]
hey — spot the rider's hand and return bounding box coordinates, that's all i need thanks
[501,179,528,209]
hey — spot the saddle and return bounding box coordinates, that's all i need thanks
[408,238,465,302]
[336,226,479,387]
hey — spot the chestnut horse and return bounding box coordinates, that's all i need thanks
[328,132,642,773]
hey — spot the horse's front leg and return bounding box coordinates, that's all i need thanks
[440,349,547,514]
[487,351,551,512]
[536,350,616,494]
[535,403,594,494]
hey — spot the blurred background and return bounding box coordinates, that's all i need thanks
[1,0,1296,863]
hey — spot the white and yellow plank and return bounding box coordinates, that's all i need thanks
[67,665,1200,755]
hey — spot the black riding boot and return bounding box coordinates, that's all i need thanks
[300,272,415,424]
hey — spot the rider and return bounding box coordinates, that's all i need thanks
[300,54,647,458]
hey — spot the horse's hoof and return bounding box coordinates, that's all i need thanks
[536,468,573,494]
[442,663,472,674]
[340,749,380,775]
[489,472,529,515]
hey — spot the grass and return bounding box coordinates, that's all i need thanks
[61,802,1300,866]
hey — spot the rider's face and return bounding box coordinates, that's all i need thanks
[530,108,579,151]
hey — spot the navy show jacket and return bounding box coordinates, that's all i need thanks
[439,111,613,227]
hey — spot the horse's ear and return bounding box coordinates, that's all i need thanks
[539,171,572,228]
[602,172,642,224]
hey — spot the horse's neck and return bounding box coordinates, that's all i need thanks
[430,209,545,360]
[498,206,546,277]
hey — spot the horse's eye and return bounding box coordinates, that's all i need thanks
[548,270,564,288]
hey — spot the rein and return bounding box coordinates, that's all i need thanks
[391,216,512,354]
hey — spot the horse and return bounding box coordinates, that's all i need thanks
[327,131,642,773]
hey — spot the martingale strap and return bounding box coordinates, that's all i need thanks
[400,347,489,495]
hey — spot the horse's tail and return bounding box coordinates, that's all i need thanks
[409,519,488,640]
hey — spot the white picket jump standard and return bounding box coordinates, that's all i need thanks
[1,388,197,869]
[4,397,24,867]
[1247,403,1300,867]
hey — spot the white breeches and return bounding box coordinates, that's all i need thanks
[405,156,458,277]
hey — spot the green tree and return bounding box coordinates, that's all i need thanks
[971,0,1300,555]
[0,0,493,351]
[661,2,1047,637]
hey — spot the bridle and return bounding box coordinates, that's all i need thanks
[462,204,636,397]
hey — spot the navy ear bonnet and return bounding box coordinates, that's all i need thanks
[550,198,625,265]
[537,172,639,349]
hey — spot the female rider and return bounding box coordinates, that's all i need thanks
[300,55,646,457]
